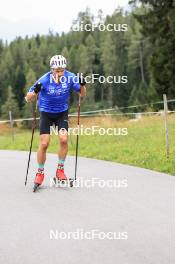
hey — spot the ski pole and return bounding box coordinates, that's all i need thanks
[25,97,38,186]
[74,95,81,181]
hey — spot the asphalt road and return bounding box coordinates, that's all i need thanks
[0,150,175,264]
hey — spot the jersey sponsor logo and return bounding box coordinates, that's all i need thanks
[62,83,68,88]
[55,89,62,96]
[48,87,55,94]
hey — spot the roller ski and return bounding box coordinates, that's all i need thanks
[33,170,44,192]
[53,164,74,187]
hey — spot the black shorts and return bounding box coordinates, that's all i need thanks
[39,110,68,135]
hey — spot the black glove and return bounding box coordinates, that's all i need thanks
[79,76,86,86]
[34,82,42,94]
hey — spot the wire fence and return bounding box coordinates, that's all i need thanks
[0,94,174,158]
[0,99,175,122]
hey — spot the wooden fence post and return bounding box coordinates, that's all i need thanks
[163,94,169,158]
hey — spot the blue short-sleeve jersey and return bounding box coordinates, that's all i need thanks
[28,70,80,113]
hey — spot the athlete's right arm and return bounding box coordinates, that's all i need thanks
[25,82,42,103]
[25,91,37,103]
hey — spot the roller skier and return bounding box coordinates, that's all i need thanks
[25,55,86,191]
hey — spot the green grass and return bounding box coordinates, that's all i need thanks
[1,114,175,175]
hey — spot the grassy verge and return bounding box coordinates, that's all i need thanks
[0,114,175,175]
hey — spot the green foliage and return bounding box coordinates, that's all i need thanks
[131,0,175,100]
[1,5,173,118]
[1,86,20,119]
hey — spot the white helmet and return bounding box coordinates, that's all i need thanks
[50,55,67,69]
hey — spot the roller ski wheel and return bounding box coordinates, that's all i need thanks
[33,183,40,192]
[69,179,74,187]
[53,177,74,188]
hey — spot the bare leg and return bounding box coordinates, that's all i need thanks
[37,134,50,165]
[58,129,68,160]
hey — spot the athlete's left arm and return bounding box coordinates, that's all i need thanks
[71,74,86,97]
